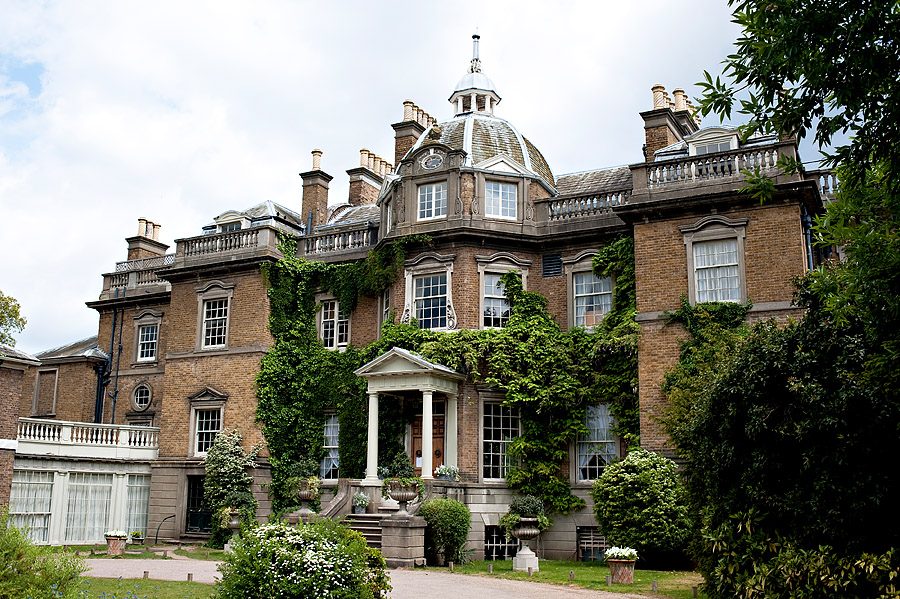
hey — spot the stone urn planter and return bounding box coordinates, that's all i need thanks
[511,517,541,572]
[294,477,320,520]
[224,507,241,553]
[387,480,420,516]
[607,559,636,584]
[105,536,126,557]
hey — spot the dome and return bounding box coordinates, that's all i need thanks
[411,113,555,189]
[453,70,497,95]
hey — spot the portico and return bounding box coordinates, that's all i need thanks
[354,347,464,484]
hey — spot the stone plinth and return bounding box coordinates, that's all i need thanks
[380,515,426,569]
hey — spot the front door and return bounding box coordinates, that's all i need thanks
[411,404,445,477]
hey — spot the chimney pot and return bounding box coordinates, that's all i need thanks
[137,218,148,237]
[403,100,415,122]
[367,152,375,172]
[652,85,666,110]
[311,149,323,171]
[360,148,370,168]
[152,223,161,241]
[673,88,687,112]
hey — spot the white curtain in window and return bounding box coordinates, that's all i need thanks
[65,472,112,543]
[126,475,151,535]
[694,239,740,302]
[9,470,54,542]
[577,404,616,480]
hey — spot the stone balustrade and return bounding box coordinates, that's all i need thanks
[16,418,159,461]
[305,226,377,256]
[645,145,782,189]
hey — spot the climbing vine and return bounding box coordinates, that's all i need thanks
[256,235,639,514]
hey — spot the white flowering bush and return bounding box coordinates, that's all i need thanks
[214,519,390,599]
[605,546,638,560]
[103,530,127,538]
[204,428,261,548]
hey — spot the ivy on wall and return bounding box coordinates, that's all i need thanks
[256,235,639,514]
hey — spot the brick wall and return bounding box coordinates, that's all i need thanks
[21,362,103,423]
[395,135,418,166]
[348,180,379,206]
[0,366,24,504]
[645,125,680,161]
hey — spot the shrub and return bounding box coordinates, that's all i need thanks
[203,429,260,548]
[214,519,390,599]
[0,508,85,598]
[419,498,471,564]
[590,448,690,565]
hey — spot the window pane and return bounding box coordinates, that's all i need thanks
[9,470,54,543]
[203,299,228,347]
[418,183,447,219]
[126,475,151,535]
[414,273,447,330]
[65,472,113,542]
[485,182,516,218]
[694,239,740,302]
[577,404,617,481]
[483,273,510,328]
[573,272,613,326]
[321,414,340,480]
[482,403,519,479]
[138,324,158,360]
[196,409,221,454]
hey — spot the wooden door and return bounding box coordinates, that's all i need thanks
[411,414,445,477]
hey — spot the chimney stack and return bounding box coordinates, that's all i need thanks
[392,99,434,165]
[347,148,391,206]
[641,84,699,162]
[300,149,332,232]
[127,218,168,260]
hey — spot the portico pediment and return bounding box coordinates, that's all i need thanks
[354,347,464,395]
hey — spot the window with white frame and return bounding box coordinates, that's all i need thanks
[483,274,510,328]
[485,182,517,219]
[9,470,53,543]
[194,408,222,455]
[414,273,447,330]
[694,140,732,155]
[380,288,392,329]
[137,324,158,361]
[418,182,447,220]
[202,299,229,348]
[693,239,741,302]
[126,474,151,536]
[219,222,242,232]
[321,300,349,350]
[482,403,520,480]
[573,272,613,327]
[65,472,113,542]
[132,384,152,411]
[320,414,339,480]
[577,404,617,481]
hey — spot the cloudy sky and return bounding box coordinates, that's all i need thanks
[0,1,824,354]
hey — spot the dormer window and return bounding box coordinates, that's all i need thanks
[418,182,447,220]
[694,141,732,155]
[485,182,516,219]
[219,222,241,232]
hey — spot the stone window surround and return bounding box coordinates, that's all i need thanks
[472,171,526,222]
[680,215,749,305]
[132,309,163,365]
[401,252,457,331]
[563,250,614,330]
[188,390,227,458]
[484,180,518,220]
[475,252,532,330]
[478,393,521,483]
[195,281,235,351]
[315,294,351,350]
[31,368,59,417]
[131,382,152,412]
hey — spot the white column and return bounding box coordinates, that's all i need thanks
[457,96,464,114]
[110,472,128,532]
[364,392,380,483]
[421,391,433,479]
[49,471,69,545]
[470,93,478,113]
[445,393,458,467]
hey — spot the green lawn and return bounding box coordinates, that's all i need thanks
[446,559,705,599]
[76,577,214,598]
[174,546,228,561]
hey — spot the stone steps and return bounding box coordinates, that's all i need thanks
[345,513,384,548]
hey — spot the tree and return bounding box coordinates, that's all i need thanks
[0,290,26,346]
[697,0,900,191]
[203,429,260,548]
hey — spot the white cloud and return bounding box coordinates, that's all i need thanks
[0,0,751,353]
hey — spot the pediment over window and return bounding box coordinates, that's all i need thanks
[188,387,229,402]
[474,154,532,176]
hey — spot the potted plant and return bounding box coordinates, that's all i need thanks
[433,464,459,481]
[498,495,551,572]
[129,530,144,545]
[605,546,638,584]
[104,529,127,557]
[379,451,423,515]
[286,475,321,517]
[352,491,369,514]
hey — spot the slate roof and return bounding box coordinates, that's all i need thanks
[412,114,555,189]
[555,166,633,197]
[36,336,108,361]
[322,204,380,228]
[0,343,40,365]
[204,200,305,234]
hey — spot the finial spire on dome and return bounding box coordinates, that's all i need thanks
[470,33,481,73]
[450,33,500,116]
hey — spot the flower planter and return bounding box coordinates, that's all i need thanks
[607,559,636,584]
[130,536,144,545]
[105,536,126,557]
[352,505,367,514]
[511,517,541,572]
[388,481,419,515]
